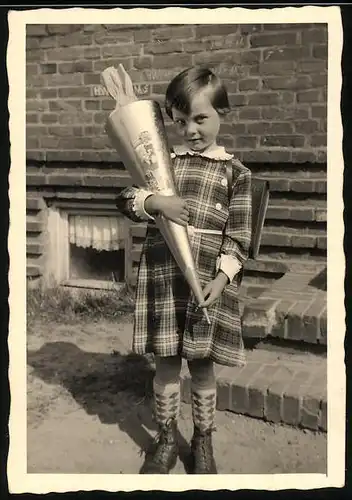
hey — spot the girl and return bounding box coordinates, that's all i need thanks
[116,66,252,474]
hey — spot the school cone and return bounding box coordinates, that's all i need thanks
[105,99,211,325]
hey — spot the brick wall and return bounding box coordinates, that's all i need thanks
[26,23,327,163]
[26,23,327,284]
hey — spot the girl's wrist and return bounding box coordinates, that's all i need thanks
[144,194,162,215]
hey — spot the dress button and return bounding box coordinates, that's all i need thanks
[221,178,227,187]
[215,203,222,210]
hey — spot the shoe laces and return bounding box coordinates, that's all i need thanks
[139,418,175,462]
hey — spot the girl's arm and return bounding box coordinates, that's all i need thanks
[217,164,252,283]
[115,186,156,223]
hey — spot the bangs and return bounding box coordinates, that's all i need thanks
[165,66,230,119]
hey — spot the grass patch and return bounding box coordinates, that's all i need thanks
[27,282,135,328]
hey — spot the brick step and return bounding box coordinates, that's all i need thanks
[240,268,327,346]
[180,347,326,432]
[254,175,326,194]
[26,240,44,256]
[261,228,326,250]
[26,196,45,212]
[26,216,44,234]
[266,200,326,223]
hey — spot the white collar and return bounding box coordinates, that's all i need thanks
[170,144,234,161]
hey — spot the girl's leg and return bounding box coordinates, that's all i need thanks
[188,358,217,474]
[140,355,182,474]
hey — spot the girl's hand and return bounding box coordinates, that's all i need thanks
[145,194,189,226]
[199,271,229,308]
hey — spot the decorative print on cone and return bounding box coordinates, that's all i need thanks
[102,66,211,324]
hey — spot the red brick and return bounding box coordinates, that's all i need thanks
[58,87,91,98]
[46,151,82,162]
[46,47,84,61]
[247,121,293,135]
[26,24,48,37]
[262,106,310,120]
[229,95,247,107]
[242,150,292,163]
[287,300,315,341]
[40,63,57,75]
[47,73,83,87]
[26,63,40,76]
[59,137,92,149]
[57,33,92,47]
[153,26,194,41]
[46,24,80,35]
[289,179,316,193]
[250,32,297,47]
[26,49,46,63]
[84,100,101,111]
[265,369,293,423]
[261,232,291,247]
[26,137,39,149]
[211,34,246,50]
[26,197,44,211]
[266,178,290,192]
[309,135,326,148]
[270,300,297,339]
[261,135,305,148]
[27,241,43,256]
[26,37,40,50]
[302,28,327,44]
[263,76,310,91]
[238,78,260,91]
[27,219,44,232]
[317,236,327,250]
[26,113,39,123]
[301,395,321,430]
[298,60,327,73]
[236,136,258,149]
[291,151,318,163]
[84,73,100,85]
[144,41,183,54]
[311,74,327,88]
[84,47,101,59]
[101,44,141,58]
[41,89,57,99]
[40,136,60,148]
[26,151,46,162]
[46,173,84,186]
[195,25,237,38]
[133,57,153,70]
[238,107,261,120]
[58,60,93,73]
[48,125,83,137]
[248,365,282,419]
[26,100,47,113]
[291,235,317,249]
[38,37,57,49]
[230,363,262,414]
[303,299,326,343]
[134,29,151,43]
[264,47,310,62]
[153,54,193,69]
[94,31,133,45]
[26,125,48,137]
[297,90,322,104]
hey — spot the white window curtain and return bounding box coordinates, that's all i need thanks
[69,215,125,251]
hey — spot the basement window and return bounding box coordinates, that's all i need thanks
[47,204,128,290]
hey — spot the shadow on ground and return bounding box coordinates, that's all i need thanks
[27,342,193,473]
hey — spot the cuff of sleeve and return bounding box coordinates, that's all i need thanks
[133,189,155,221]
[216,254,242,283]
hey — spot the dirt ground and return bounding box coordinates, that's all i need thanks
[27,315,327,475]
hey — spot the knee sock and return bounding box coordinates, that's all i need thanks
[188,359,217,432]
[152,356,182,426]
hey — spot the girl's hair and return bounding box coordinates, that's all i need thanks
[165,66,231,119]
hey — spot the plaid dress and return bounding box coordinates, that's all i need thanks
[116,151,252,367]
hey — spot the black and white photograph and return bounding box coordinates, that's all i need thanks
[7,5,345,493]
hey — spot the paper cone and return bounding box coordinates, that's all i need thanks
[105,100,210,324]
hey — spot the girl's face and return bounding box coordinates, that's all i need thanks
[171,88,220,153]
